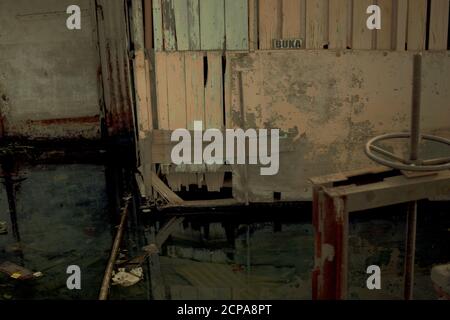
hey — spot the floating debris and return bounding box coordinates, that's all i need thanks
[111,267,143,287]
[0,262,36,280]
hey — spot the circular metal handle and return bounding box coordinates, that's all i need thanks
[365,133,450,171]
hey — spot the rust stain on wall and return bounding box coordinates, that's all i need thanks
[26,116,100,126]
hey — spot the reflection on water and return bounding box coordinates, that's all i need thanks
[0,163,124,299]
[0,159,449,300]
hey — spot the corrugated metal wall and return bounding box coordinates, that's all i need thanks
[96,0,136,138]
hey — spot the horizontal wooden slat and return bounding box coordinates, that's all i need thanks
[326,171,450,212]
[150,129,294,163]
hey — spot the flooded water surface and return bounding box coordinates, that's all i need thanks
[0,154,449,300]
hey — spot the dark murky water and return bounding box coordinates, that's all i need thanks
[0,155,449,300]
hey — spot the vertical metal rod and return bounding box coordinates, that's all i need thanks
[404,54,422,300]
[410,54,422,162]
[404,202,417,300]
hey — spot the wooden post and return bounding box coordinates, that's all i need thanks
[313,188,348,300]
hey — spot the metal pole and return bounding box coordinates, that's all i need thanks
[99,196,131,300]
[404,54,422,300]
[410,54,422,162]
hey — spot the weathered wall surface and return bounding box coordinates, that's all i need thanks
[0,0,101,139]
[97,0,136,138]
[228,51,450,202]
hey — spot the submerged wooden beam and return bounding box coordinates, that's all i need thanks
[161,198,241,209]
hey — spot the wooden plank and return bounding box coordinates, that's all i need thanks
[155,53,169,129]
[394,0,408,50]
[224,53,233,128]
[326,171,450,212]
[258,0,281,49]
[162,0,177,50]
[329,0,349,49]
[153,0,164,50]
[346,0,352,48]
[139,133,154,197]
[152,171,184,204]
[407,0,427,51]
[376,0,393,50]
[162,198,240,209]
[248,0,258,51]
[305,0,328,49]
[282,0,302,39]
[144,0,153,51]
[132,0,152,135]
[173,0,189,50]
[300,0,307,43]
[134,50,152,137]
[150,129,294,164]
[132,0,145,51]
[352,0,373,49]
[166,53,187,129]
[429,0,450,50]
[204,52,224,129]
[145,55,154,130]
[200,0,225,50]
[225,0,249,50]
[187,0,201,50]
[185,53,205,130]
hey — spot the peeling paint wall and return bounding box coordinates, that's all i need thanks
[228,51,450,201]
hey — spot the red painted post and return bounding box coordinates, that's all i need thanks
[313,189,348,300]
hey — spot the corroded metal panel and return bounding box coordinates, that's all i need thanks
[97,0,135,138]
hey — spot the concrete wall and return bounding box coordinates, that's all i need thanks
[0,0,101,139]
[228,51,450,202]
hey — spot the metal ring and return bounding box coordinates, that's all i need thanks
[365,133,450,171]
